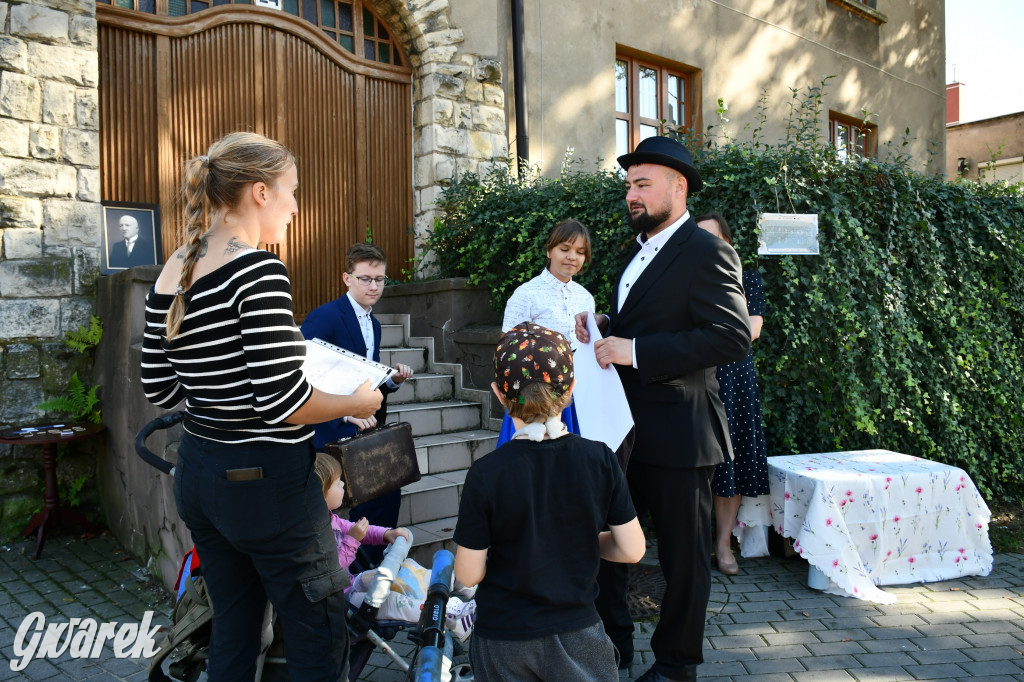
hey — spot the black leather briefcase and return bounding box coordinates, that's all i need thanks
[323,422,420,508]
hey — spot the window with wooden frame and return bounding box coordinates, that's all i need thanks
[96,0,403,65]
[615,50,699,158]
[829,111,877,160]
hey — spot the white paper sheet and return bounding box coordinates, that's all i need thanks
[571,314,634,452]
[302,339,395,395]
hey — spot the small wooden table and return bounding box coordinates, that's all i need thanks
[0,422,106,559]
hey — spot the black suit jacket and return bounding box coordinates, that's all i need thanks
[608,217,751,468]
[109,235,156,268]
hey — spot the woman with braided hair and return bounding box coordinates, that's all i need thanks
[141,131,381,681]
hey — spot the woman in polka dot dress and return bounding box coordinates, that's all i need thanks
[695,212,769,576]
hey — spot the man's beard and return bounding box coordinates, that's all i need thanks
[627,205,672,236]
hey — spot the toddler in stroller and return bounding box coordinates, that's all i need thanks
[314,452,477,639]
[136,412,474,682]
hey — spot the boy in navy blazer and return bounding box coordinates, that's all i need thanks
[301,242,413,547]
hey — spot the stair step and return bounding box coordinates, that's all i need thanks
[380,323,405,348]
[380,347,428,373]
[388,400,483,436]
[397,471,467,526]
[407,515,459,565]
[413,429,498,475]
[389,373,454,404]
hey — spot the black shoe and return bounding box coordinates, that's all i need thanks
[635,667,670,682]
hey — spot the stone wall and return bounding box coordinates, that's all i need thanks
[94,266,190,591]
[0,0,102,537]
[369,0,509,267]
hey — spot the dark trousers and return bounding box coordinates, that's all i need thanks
[470,621,618,681]
[596,461,714,681]
[174,433,350,682]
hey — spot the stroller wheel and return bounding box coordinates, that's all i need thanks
[450,655,473,682]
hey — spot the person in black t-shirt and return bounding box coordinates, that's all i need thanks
[454,322,646,681]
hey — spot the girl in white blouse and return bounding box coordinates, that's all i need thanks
[496,220,596,445]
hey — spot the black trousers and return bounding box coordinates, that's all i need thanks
[175,433,350,681]
[596,461,714,681]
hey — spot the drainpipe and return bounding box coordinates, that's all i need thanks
[511,0,529,174]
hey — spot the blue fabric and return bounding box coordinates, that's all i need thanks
[496,401,580,447]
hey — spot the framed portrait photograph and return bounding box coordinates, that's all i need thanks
[101,202,162,274]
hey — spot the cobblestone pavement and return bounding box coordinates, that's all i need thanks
[2,532,1022,681]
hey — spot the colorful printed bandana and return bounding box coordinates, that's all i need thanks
[494,322,574,402]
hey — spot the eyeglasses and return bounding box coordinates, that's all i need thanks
[350,275,387,286]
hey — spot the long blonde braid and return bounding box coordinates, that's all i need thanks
[165,157,209,339]
[163,132,295,340]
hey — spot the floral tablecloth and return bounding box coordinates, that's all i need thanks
[743,449,992,604]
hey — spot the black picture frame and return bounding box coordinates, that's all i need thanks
[101,202,162,274]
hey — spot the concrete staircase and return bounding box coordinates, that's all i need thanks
[374,313,500,562]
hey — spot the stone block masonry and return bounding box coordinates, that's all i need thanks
[367,0,510,271]
[1,0,102,538]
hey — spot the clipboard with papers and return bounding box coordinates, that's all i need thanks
[303,338,396,395]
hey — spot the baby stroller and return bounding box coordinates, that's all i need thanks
[135,412,473,682]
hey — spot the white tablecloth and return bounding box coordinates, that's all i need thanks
[739,449,993,603]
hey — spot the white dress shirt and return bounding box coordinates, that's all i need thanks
[346,292,400,391]
[502,267,596,349]
[616,211,690,367]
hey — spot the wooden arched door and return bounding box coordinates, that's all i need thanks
[97,3,413,318]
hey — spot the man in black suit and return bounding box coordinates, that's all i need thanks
[576,136,751,681]
[108,215,155,268]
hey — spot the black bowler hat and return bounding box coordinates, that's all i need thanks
[617,136,703,194]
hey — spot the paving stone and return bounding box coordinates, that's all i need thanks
[797,655,863,673]
[822,616,879,629]
[907,648,973,664]
[807,640,870,656]
[728,609,784,624]
[900,662,971,678]
[764,630,822,646]
[965,619,1024,634]
[964,646,1024,662]
[860,638,921,654]
[774,618,828,633]
[847,665,916,680]
[908,634,972,650]
[962,632,1024,647]
[959,659,1024,676]
[870,614,930,627]
[711,633,769,649]
[792,670,858,681]
[852,651,919,667]
[744,656,808,674]
[817,627,870,643]
[738,599,791,612]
